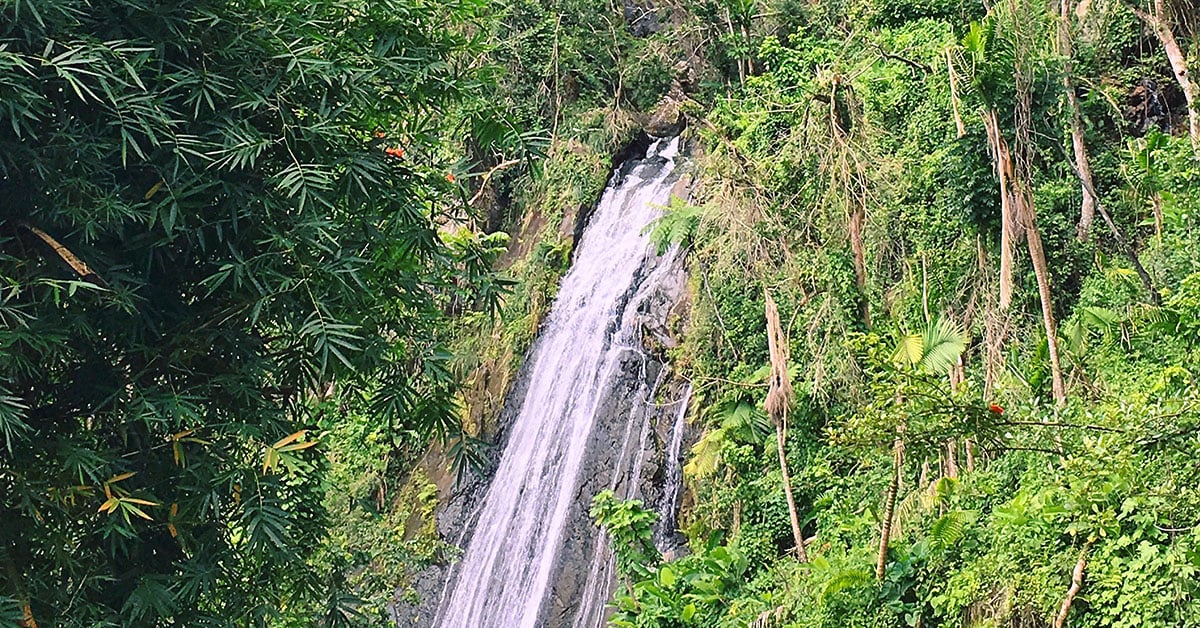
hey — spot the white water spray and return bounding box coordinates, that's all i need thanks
[436,137,686,628]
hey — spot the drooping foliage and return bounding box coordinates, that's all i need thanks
[0,0,523,623]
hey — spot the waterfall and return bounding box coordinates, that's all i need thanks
[655,382,692,551]
[435,137,687,628]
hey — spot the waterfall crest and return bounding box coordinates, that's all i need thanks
[435,137,688,628]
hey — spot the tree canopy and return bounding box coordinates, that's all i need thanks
[0,0,520,623]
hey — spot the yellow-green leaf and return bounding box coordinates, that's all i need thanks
[106,471,136,484]
[271,430,307,449]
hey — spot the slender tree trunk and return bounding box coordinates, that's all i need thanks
[945,439,959,479]
[876,439,902,580]
[1059,0,1099,240]
[777,407,808,562]
[944,357,963,479]
[848,202,870,327]
[1024,214,1068,406]
[1152,193,1165,241]
[983,110,1018,310]
[1155,0,1199,148]
[764,290,808,561]
[726,8,745,86]
[1054,542,1094,628]
[1014,65,1068,406]
[947,49,967,138]
[1130,0,1199,147]
[978,236,1003,399]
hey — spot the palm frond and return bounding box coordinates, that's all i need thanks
[919,317,967,375]
[892,334,924,367]
[892,317,966,375]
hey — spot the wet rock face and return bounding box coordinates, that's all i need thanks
[623,0,659,37]
[645,98,685,138]
[544,243,690,628]
[392,367,536,627]
[543,355,668,627]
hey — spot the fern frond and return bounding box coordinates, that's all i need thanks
[928,510,975,552]
[1129,303,1179,333]
[684,428,727,480]
[820,568,872,601]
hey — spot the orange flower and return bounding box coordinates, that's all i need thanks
[374,130,386,138]
[445,172,456,182]
[385,147,404,158]
[989,403,1004,414]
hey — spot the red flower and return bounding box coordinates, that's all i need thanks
[445,172,456,182]
[989,403,1004,414]
[384,147,404,158]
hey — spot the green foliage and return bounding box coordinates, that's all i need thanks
[591,490,662,582]
[7,0,1200,624]
[0,0,521,623]
[645,196,706,254]
[647,0,1200,625]
[1167,273,1200,344]
[606,536,750,628]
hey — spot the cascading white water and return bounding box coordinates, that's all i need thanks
[655,383,692,550]
[435,137,686,628]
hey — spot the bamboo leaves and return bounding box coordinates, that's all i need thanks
[98,473,159,523]
[261,430,319,474]
[0,0,516,620]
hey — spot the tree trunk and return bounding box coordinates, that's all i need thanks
[944,358,963,479]
[876,439,902,580]
[947,49,967,138]
[1053,542,1094,628]
[1059,0,1099,240]
[983,110,1019,310]
[848,203,870,327]
[777,407,808,562]
[1152,193,1164,241]
[945,439,959,479]
[1014,68,1068,406]
[764,289,808,561]
[1130,0,1199,147]
[1024,214,1068,406]
[1154,0,1199,147]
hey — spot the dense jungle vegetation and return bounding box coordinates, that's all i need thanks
[1,0,1198,625]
